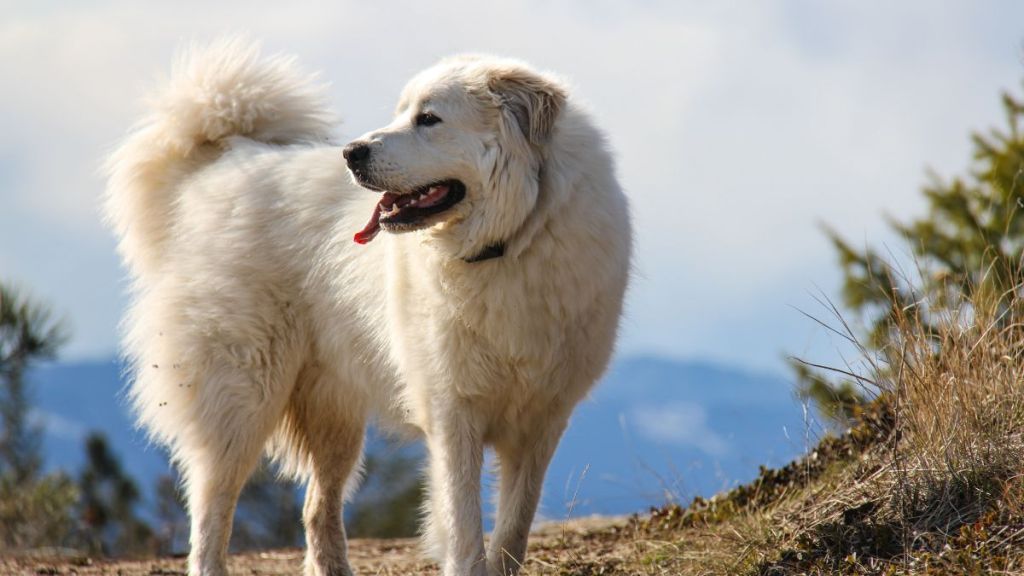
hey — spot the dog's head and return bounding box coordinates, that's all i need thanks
[346,56,567,258]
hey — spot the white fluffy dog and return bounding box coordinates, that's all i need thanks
[105,38,631,576]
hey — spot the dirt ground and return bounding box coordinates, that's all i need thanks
[0,516,630,576]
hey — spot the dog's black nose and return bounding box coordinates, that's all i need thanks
[343,142,371,168]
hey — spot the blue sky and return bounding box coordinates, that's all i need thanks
[3,1,1024,373]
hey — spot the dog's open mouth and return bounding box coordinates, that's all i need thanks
[353,180,466,244]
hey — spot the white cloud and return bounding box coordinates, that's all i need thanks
[1,1,1023,365]
[630,402,730,457]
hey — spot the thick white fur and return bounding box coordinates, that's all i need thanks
[105,38,631,576]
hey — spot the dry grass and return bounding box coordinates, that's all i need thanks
[621,261,1024,575]
[876,268,1024,566]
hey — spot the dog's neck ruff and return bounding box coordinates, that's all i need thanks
[463,242,505,263]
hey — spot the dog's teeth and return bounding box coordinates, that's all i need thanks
[409,198,419,206]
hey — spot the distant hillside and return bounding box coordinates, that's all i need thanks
[547,355,809,518]
[30,359,168,489]
[27,355,810,520]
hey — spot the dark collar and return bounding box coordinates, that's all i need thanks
[463,242,505,263]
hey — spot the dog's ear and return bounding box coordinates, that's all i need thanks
[488,68,567,145]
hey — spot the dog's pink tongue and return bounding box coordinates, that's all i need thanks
[353,205,382,244]
[354,192,401,244]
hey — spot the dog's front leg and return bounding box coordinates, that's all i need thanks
[487,418,568,575]
[424,410,487,576]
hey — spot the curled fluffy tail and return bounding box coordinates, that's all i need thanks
[104,37,334,276]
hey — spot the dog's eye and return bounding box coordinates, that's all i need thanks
[415,112,442,127]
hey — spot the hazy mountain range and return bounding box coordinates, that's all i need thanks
[29,355,814,522]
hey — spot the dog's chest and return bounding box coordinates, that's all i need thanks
[389,253,573,399]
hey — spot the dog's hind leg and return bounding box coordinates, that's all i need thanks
[281,377,366,576]
[181,358,299,576]
[487,417,568,576]
[301,447,363,576]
